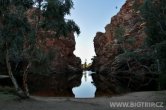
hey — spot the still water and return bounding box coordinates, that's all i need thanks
[72,71,96,98]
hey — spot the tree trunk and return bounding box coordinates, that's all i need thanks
[23,63,31,97]
[5,49,28,98]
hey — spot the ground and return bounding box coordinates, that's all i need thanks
[0,91,166,110]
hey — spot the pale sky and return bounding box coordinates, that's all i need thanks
[67,0,126,64]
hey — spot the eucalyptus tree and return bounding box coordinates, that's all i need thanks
[0,0,33,98]
[23,0,80,97]
[0,0,80,98]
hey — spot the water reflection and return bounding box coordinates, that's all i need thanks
[72,71,96,98]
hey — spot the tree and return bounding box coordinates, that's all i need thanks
[140,0,166,46]
[83,59,87,70]
[41,0,80,36]
[23,0,80,96]
[0,0,33,98]
[22,0,80,97]
[0,0,80,98]
[140,0,166,89]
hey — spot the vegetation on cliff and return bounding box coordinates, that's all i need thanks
[92,0,166,95]
[140,0,166,89]
[0,0,80,98]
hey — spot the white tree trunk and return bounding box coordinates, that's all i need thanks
[6,49,27,98]
[23,63,31,97]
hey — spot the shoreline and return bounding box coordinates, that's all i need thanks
[0,91,166,110]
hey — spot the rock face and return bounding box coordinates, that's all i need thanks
[28,34,82,96]
[42,33,82,74]
[27,8,82,75]
[93,0,145,73]
[26,9,82,96]
[92,0,158,95]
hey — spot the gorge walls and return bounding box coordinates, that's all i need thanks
[92,0,158,95]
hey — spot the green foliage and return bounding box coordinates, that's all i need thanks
[41,0,80,36]
[0,0,80,75]
[0,0,80,96]
[140,0,166,72]
[0,0,33,11]
[118,49,155,64]
[140,0,166,46]
[118,51,138,61]
[0,0,33,65]
[117,50,155,67]
[140,0,166,88]
[133,0,142,11]
[29,48,55,74]
[27,0,80,74]
[11,0,33,8]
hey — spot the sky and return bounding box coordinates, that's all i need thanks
[66,0,126,64]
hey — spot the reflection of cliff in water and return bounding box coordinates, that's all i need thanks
[28,72,82,97]
[92,73,116,96]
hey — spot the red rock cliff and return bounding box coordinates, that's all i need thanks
[92,0,158,95]
[93,0,145,73]
[26,9,82,96]
[27,8,82,74]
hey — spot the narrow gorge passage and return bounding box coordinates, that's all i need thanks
[66,0,126,98]
[71,0,160,98]
[72,71,96,98]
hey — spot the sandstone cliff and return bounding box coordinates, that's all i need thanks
[29,33,82,96]
[26,9,82,96]
[93,0,145,73]
[92,0,158,95]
